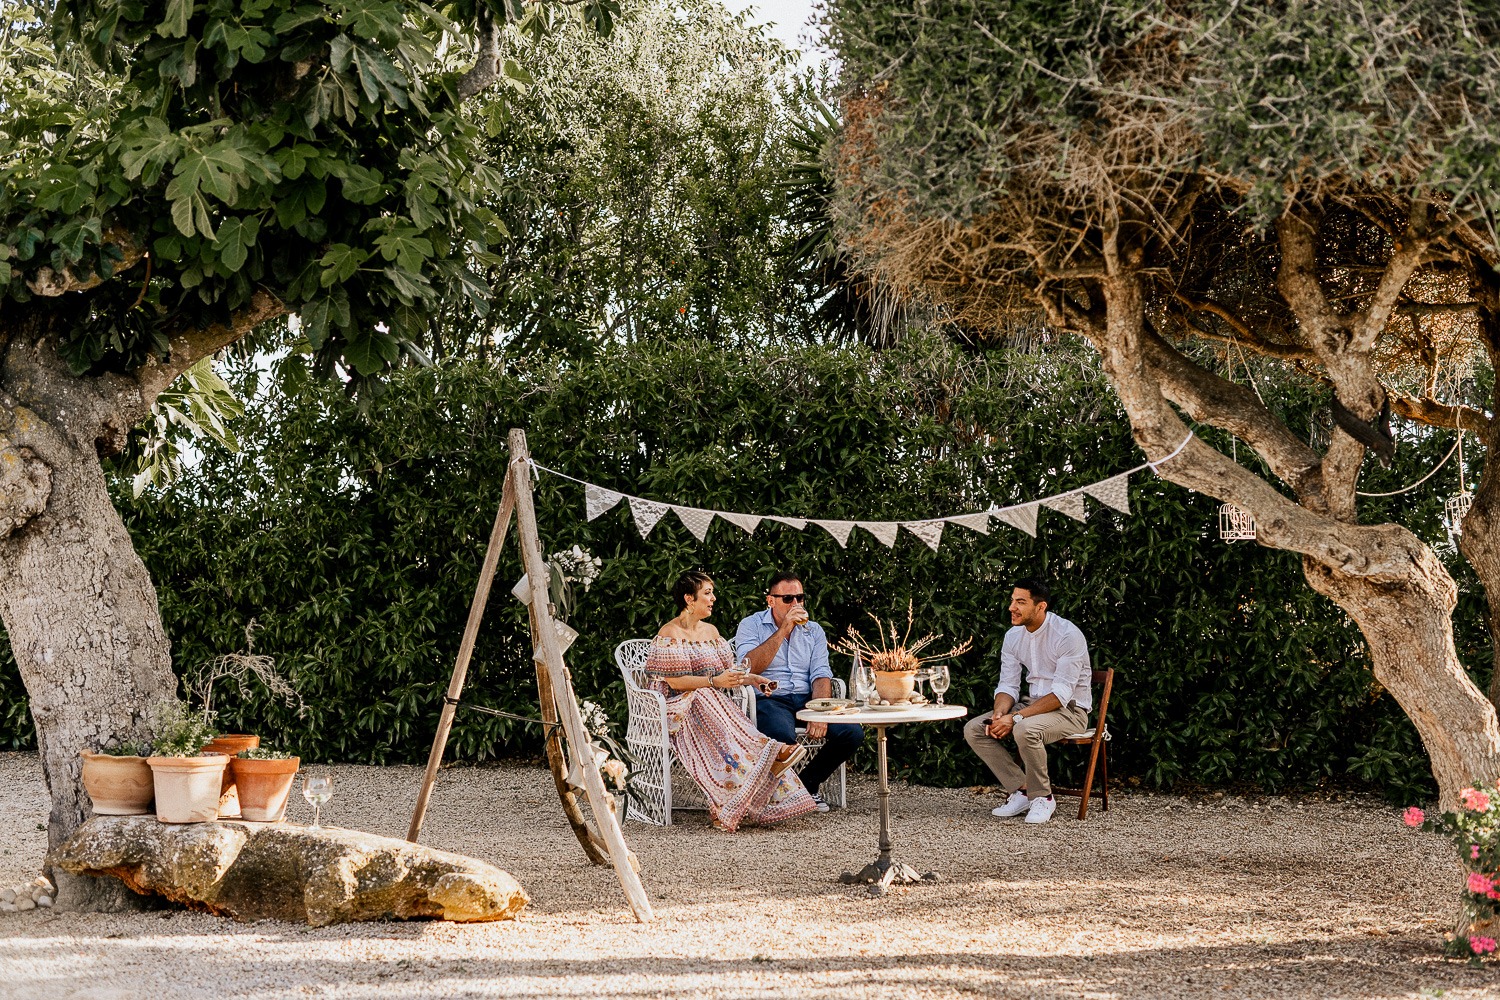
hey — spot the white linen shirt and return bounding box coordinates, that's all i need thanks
[995,613,1093,712]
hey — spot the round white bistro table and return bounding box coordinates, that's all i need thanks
[796,702,967,896]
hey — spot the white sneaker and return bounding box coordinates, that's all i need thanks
[991,792,1029,818]
[810,792,830,813]
[1024,795,1057,824]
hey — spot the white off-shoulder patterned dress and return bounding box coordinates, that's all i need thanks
[644,636,817,830]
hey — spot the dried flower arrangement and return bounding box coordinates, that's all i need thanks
[829,602,973,673]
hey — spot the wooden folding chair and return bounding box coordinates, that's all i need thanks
[1051,667,1114,821]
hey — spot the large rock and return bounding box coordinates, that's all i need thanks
[51,816,529,925]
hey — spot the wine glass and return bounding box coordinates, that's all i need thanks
[302,773,332,831]
[851,653,875,708]
[930,663,950,706]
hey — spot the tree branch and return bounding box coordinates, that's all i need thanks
[1169,293,1316,361]
[130,290,286,413]
[1142,322,1324,493]
[23,233,144,298]
[456,11,502,102]
[1388,393,1492,437]
[1354,201,1433,351]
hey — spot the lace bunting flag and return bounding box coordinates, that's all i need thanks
[585,485,624,521]
[673,506,715,542]
[629,496,670,537]
[903,520,945,552]
[1042,491,1088,522]
[946,512,991,535]
[858,522,900,548]
[1083,474,1131,515]
[995,504,1039,537]
[768,516,808,531]
[811,519,856,547]
[717,511,762,535]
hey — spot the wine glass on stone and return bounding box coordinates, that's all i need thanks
[302,773,333,831]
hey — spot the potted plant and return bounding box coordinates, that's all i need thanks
[185,620,305,817]
[830,604,972,704]
[230,747,301,822]
[145,702,227,824]
[80,740,154,815]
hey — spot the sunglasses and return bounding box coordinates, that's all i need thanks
[769,594,808,604]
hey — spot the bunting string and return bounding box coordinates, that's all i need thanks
[532,432,1192,553]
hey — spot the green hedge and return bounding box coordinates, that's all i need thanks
[0,337,1484,801]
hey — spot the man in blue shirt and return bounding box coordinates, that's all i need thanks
[735,571,864,811]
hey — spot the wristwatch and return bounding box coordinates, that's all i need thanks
[1012,713,1024,727]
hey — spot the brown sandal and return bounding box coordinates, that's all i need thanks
[770,743,807,778]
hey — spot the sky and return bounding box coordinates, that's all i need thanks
[719,0,830,67]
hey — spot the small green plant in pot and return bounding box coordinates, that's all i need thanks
[230,747,302,823]
[146,702,227,824]
[80,740,156,816]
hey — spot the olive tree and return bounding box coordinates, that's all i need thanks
[824,0,1500,805]
[0,0,611,909]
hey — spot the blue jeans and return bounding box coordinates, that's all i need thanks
[753,692,864,795]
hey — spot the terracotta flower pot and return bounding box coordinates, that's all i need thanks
[873,670,917,703]
[148,754,230,823]
[80,753,154,815]
[230,756,301,822]
[201,735,260,818]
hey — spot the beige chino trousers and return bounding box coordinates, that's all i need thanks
[964,702,1089,799]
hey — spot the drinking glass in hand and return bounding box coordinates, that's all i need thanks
[302,773,333,831]
[930,663,950,706]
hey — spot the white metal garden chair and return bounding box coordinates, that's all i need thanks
[614,639,848,826]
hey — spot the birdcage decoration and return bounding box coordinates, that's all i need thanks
[1446,492,1474,536]
[1446,430,1473,537]
[1219,503,1257,542]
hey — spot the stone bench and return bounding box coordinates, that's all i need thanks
[52,816,528,926]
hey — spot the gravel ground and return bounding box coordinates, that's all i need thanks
[0,750,1493,999]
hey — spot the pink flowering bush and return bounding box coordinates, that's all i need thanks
[1411,781,1500,958]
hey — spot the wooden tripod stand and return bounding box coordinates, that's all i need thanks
[406,428,652,923]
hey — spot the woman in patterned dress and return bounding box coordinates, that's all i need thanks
[645,570,818,831]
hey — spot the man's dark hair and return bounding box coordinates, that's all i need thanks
[671,570,714,611]
[1013,578,1052,609]
[765,570,803,593]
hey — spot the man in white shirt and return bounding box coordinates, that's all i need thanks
[963,578,1093,824]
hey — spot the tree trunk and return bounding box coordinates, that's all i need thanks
[1086,272,1500,809]
[1302,557,1500,807]
[1458,447,1500,713]
[0,429,177,911]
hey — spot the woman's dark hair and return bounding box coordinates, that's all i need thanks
[671,570,714,610]
[1013,577,1052,609]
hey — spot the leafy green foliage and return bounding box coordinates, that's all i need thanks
[147,700,217,757]
[0,0,607,385]
[111,356,246,496]
[826,0,1500,225]
[440,0,817,359]
[1,337,1476,800]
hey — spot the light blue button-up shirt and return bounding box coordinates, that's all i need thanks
[734,609,833,696]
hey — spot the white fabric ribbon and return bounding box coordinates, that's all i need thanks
[995,504,1038,537]
[585,485,624,522]
[629,496,671,537]
[717,511,763,535]
[902,520,945,552]
[945,512,991,535]
[1084,473,1131,515]
[812,519,856,547]
[1042,492,1088,522]
[673,506,716,542]
[858,522,901,548]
